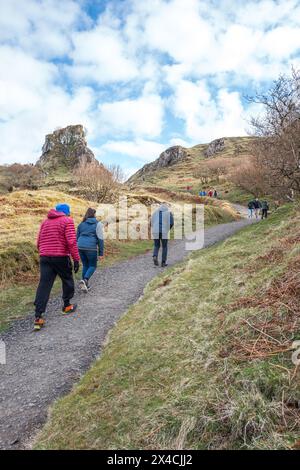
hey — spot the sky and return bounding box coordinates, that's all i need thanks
[0,0,300,176]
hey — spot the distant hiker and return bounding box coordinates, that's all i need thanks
[77,208,104,292]
[248,200,255,218]
[253,198,262,219]
[213,189,218,198]
[208,189,213,197]
[34,203,79,331]
[151,204,174,267]
[261,200,269,219]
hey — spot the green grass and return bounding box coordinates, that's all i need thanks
[35,203,300,450]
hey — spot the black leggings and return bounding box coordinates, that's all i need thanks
[34,256,74,318]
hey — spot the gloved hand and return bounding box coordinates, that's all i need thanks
[73,260,80,273]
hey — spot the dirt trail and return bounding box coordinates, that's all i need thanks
[0,214,255,449]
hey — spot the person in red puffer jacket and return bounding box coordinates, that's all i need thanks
[33,203,80,331]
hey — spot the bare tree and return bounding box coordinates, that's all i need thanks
[73,162,121,202]
[6,163,44,190]
[194,157,239,185]
[193,166,211,185]
[107,164,126,183]
[230,155,268,197]
[247,68,300,199]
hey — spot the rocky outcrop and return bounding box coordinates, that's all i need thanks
[128,146,187,182]
[36,124,97,172]
[204,138,225,157]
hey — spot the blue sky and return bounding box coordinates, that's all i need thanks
[0,0,300,176]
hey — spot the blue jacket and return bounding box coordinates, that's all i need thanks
[77,218,104,256]
[151,204,174,238]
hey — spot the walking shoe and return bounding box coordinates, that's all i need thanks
[161,261,168,267]
[34,318,45,331]
[62,304,77,315]
[79,279,88,293]
[153,256,159,266]
[81,279,91,292]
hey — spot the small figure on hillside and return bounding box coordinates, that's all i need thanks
[261,200,270,219]
[34,203,80,331]
[253,198,262,219]
[208,189,213,197]
[247,200,255,218]
[213,189,218,198]
[151,204,174,267]
[77,208,104,292]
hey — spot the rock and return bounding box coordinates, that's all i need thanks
[128,146,187,182]
[36,124,97,173]
[204,138,225,157]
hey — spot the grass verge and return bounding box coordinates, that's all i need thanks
[35,203,300,450]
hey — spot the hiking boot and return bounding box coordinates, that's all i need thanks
[62,304,77,315]
[34,317,45,331]
[161,261,168,267]
[153,256,159,266]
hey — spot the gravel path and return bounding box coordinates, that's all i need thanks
[0,210,255,449]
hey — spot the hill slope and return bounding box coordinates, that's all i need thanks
[36,204,300,450]
[128,136,256,203]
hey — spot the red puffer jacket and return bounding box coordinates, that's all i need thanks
[37,210,80,261]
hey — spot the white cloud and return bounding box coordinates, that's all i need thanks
[0,85,94,164]
[234,0,299,28]
[99,139,166,162]
[262,26,300,59]
[170,79,247,141]
[128,0,300,82]
[0,0,84,59]
[0,45,95,164]
[70,24,139,84]
[97,93,164,138]
[142,0,215,65]
[0,0,300,172]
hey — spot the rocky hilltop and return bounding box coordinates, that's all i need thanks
[127,136,256,185]
[36,124,96,173]
[128,146,187,182]
[204,138,225,157]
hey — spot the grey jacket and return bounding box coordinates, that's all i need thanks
[151,204,174,239]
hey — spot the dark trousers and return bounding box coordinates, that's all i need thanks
[261,209,268,219]
[153,236,168,263]
[34,256,74,318]
[79,249,98,280]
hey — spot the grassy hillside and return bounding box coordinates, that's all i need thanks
[36,203,300,450]
[128,136,256,204]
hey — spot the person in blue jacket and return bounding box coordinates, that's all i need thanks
[77,208,104,292]
[151,204,174,267]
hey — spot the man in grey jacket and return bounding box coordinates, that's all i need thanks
[151,204,174,267]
